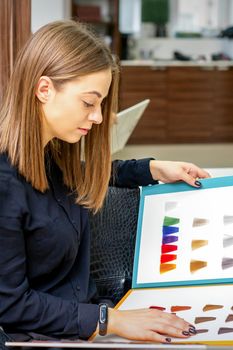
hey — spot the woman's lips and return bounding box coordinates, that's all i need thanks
[78,128,89,135]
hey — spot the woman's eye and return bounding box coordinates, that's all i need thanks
[83,101,94,108]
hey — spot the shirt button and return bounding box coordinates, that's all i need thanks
[57,198,61,202]
[76,286,80,291]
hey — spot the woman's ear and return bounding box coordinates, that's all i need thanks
[35,76,54,103]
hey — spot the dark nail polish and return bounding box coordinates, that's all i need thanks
[165,338,171,342]
[195,180,202,187]
[182,331,190,336]
[189,328,197,334]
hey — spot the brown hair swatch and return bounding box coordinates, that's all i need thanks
[191,240,208,250]
[226,314,233,322]
[195,317,216,324]
[195,329,209,334]
[218,327,233,334]
[203,304,223,312]
[170,306,191,312]
[192,218,209,227]
[190,260,207,273]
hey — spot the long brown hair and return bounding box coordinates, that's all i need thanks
[0,20,119,212]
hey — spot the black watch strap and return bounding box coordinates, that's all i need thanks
[99,303,108,336]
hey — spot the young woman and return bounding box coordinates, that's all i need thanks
[0,20,209,345]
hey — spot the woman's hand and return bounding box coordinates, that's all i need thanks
[107,308,196,343]
[150,160,210,187]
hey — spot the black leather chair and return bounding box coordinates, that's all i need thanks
[90,186,140,305]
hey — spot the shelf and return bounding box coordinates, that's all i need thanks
[72,0,120,56]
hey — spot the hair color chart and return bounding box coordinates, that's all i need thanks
[116,284,233,344]
[133,176,233,288]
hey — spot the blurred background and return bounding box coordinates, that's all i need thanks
[1,0,233,168]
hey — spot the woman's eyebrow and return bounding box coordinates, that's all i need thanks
[83,91,102,98]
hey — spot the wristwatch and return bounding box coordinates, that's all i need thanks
[98,303,108,336]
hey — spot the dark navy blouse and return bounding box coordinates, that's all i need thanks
[0,153,156,340]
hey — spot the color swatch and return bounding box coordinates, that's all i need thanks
[149,306,166,311]
[225,314,233,322]
[195,317,216,324]
[203,304,223,312]
[218,327,233,334]
[163,216,180,226]
[223,235,233,248]
[195,329,209,334]
[161,244,177,253]
[223,215,233,225]
[190,260,207,273]
[192,218,209,227]
[170,306,191,312]
[222,257,233,270]
[160,216,180,274]
[191,239,208,251]
[162,235,178,244]
[165,202,177,212]
[160,263,176,274]
[163,226,179,235]
[160,254,177,263]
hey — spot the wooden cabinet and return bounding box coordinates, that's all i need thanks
[167,67,215,143]
[119,65,233,144]
[120,66,168,143]
[213,68,233,141]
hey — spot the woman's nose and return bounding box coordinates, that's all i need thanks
[88,107,103,124]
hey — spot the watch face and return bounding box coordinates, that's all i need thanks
[99,304,108,336]
[100,304,107,323]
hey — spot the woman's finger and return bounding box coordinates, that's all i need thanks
[185,164,211,179]
[151,322,192,339]
[158,311,191,328]
[143,330,173,344]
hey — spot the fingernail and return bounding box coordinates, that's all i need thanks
[189,328,197,334]
[195,180,202,187]
[165,338,171,342]
[182,331,190,336]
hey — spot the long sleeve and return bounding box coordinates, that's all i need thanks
[0,228,98,339]
[110,158,158,188]
[0,174,99,339]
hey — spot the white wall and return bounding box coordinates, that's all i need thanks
[31,0,71,33]
[230,0,233,24]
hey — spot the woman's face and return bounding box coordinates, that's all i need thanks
[38,69,112,146]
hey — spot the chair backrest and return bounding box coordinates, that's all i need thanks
[90,186,140,305]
